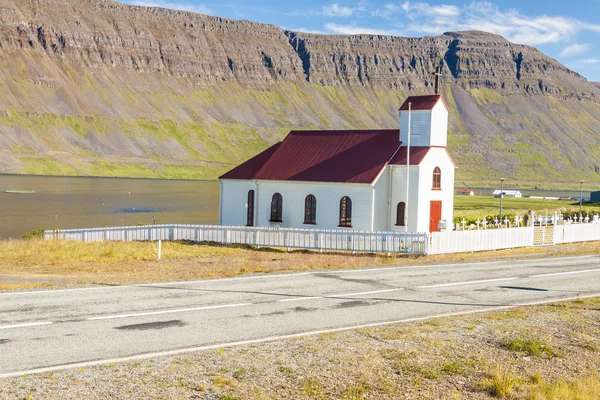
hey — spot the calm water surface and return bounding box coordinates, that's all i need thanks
[0,176,219,239]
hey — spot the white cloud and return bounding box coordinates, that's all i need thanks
[576,58,600,64]
[287,3,360,18]
[324,22,401,36]
[560,43,591,57]
[378,1,459,20]
[127,1,211,15]
[402,1,460,18]
[322,3,354,17]
[375,1,600,46]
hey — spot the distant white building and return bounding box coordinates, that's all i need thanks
[456,189,474,196]
[219,95,457,233]
[493,190,522,198]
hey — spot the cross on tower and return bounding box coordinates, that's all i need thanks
[433,66,443,95]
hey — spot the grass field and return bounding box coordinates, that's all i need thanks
[453,196,600,223]
[1,238,600,291]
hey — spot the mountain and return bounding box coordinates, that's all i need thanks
[0,0,599,187]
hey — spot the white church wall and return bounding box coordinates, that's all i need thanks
[219,180,258,226]
[430,101,448,147]
[372,167,389,231]
[255,181,374,230]
[388,165,421,232]
[400,110,432,147]
[417,148,456,232]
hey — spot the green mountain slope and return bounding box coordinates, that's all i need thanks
[0,0,599,187]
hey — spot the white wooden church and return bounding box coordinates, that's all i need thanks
[219,94,456,233]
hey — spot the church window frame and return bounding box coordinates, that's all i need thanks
[247,190,255,227]
[396,202,406,226]
[432,166,442,190]
[338,196,352,227]
[304,194,317,225]
[270,193,283,222]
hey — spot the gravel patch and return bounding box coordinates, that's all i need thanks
[1,298,599,399]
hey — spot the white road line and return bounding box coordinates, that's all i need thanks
[517,255,598,263]
[86,303,251,321]
[278,288,404,302]
[0,322,52,330]
[529,268,600,278]
[3,293,600,379]
[2,255,597,297]
[418,277,518,289]
[138,260,506,285]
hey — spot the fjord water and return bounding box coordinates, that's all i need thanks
[0,176,219,239]
[0,176,593,239]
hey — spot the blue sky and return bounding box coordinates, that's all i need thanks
[121,0,600,81]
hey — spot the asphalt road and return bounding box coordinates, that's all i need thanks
[1,254,600,378]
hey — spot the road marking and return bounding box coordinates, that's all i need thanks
[529,268,600,278]
[517,255,598,263]
[86,303,251,321]
[3,293,599,379]
[278,288,404,302]
[418,277,518,289]
[0,322,52,330]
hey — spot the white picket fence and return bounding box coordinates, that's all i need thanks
[554,223,600,244]
[43,221,600,256]
[428,226,534,255]
[428,223,600,254]
[43,224,429,255]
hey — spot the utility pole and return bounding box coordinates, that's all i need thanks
[405,102,411,232]
[499,178,505,224]
[579,180,584,222]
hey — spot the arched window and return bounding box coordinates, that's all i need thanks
[270,193,283,222]
[396,202,406,226]
[304,195,317,224]
[339,196,352,227]
[246,190,255,227]
[432,167,441,189]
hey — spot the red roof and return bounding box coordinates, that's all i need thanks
[220,129,402,184]
[220,129,455,184]
[390,146,458,167]
[219,142,281,180]
[389,146,431,165]
[399,94,449,112]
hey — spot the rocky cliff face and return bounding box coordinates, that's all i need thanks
[0,0,599,186]
[287,30,590,97]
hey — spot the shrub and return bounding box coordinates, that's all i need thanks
[482,364,520,398]
[502,338,558,358]
[22,228,45,240]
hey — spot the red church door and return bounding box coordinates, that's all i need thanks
[429,201,442,232]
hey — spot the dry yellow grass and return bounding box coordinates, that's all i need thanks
[1,238,600,291]
[528,373,600,400]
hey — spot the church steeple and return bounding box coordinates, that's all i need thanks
[399,94,449,148]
